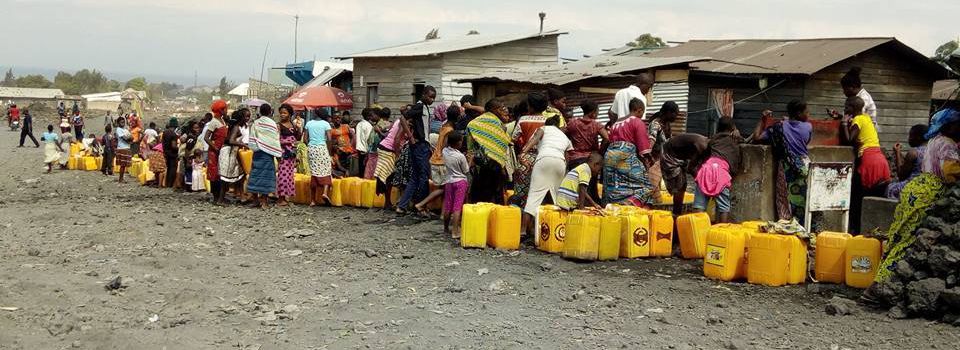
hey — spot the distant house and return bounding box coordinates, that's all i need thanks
[458,54,708,132]
[82,89,146,112]
[0,87,79,110]
[631,37,953,147]
[336,30,566,115]
[284,61,354,91]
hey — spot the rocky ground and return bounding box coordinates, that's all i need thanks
[0,125,958,350]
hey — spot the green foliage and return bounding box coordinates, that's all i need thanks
[1,69,14,87]
[53,69,111,95]
[625,33,667,49]
[14,74,53,88]
[218,76,229,97]
[125,77,147,91]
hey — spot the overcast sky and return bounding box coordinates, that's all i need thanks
[3,0,957,85]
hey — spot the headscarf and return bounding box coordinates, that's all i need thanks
[925,108,960,140]
[211,99,228,117]
[167,117,179,129]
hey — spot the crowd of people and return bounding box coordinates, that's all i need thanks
[19,68,960,279]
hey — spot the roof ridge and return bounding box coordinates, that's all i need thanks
[686,37,894,42]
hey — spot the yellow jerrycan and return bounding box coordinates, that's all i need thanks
[537,205,567,254]
[563,211,601,261]
[327,178,344,206]
[677,212,711,259]
[239,148,253,175]
[845,236,881,288]
[598,215,622,261]
[704,224,748,281]
[461,203,494,248]
[815,232,851,284]
[786,236,808,284]
[293,173,311,204]
[648,210,674,257]
[359,179,375,208]
[82,156,98,171]
[747,233,791,287]
[487,205,521,250]
[618,211,651,258]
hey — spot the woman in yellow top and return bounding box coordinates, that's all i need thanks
[841,96,891,233]
[869,107,960,288]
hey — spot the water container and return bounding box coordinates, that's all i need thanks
[786,236,809,284]
[563,211,601,260]
[328,178,343,206]
[137,170,156,185]
[537,205,567,254]
[360,179,375,208]
[815,232,851,284]
[461,203,493,248]
[293,173,312,204]
[677,212,711,259]
[390,187,400,207]
[845,236,881,288]
[747,233,791,287]
[239,149,253,175]
[67,154,79,170]
[94,156,103,171]
[83,156,98,171]
[618,211,651,258]
[598,215,622,261]
[113,159,120,174]
[704,224,748,281]
[648,210,674,257]
[487,205,521,250]
[349,178,363,207]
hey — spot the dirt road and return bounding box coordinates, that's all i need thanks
[0,123,956,349]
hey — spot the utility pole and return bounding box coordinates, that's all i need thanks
[194,70,198,88]
[294,14,300,63]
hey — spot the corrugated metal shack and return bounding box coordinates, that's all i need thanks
[337,30,565,116]
[634,38,951,147]
[458,55,708,132]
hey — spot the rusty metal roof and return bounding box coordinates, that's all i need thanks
[933,79,959,100]
[456,55,708,85]
[338,30,566,59]
[641,37,914,75]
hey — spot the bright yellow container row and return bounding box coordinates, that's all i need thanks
[460,203,521,250]
[532,205,674,261]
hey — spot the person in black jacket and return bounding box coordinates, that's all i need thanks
[18,109,40,148]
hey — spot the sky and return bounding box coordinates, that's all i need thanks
[2,0,958,86]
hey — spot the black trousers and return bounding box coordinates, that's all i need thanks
[101,152,115,174]
[20,129,39,147]
[165,154,178,186]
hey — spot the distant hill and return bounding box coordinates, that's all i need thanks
[0,65,226,87]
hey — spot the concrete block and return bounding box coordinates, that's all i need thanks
[730,144,775,222]
[861,196,899,235]
[808,146,856,163]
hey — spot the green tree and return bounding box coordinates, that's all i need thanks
[934,39,959,63]
[54,69,111,95]
[125,77,148,91]
[107,79,123,91]
[625,33,667,49]
[218,76,229,97]
[1,69,14,87]
[14,74,53,88]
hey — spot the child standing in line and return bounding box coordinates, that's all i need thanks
[556,152,604,211]
[101,124,116,176]
[191,149,206,192]
[441,132,469,239]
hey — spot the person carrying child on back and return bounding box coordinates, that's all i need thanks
[441,131,469,239]
[556,152,604,211]
[693,117,742,223]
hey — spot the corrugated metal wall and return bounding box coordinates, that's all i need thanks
[571,81,689,132]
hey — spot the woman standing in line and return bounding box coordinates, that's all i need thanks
[247,104,283,209]
[509,92,550,208]
[518,115,572,238]
[603,98,655,206]
[304,108,334,206]
[219,109,249,201]
[372,108,412,209]
[204,100,230,205]
[275,104,301,206]
[42,125,63,174]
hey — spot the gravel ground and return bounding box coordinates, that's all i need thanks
[0,122,958,350]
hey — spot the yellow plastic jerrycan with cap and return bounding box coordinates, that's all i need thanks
[845,236,881,288]
[747,233,791,286]
[618,210,651,258]
[704,224,748,281]
[360,179,386,208]
[741,221,765,233]
[648,210,674,257]
[598,214,622,261]
[537,205,567,253]
[563,210,601,260]
[327,178,343,206]
[461,203,494,248]
[815,232,852,284]
[348,178,363,207]
[488,205,521,250]
[677,212,711,259]
[239,148,253,175]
